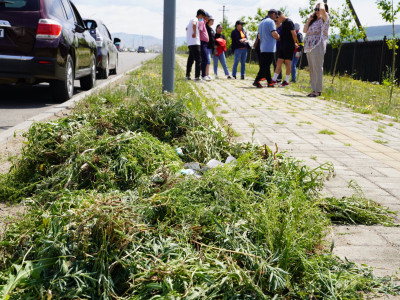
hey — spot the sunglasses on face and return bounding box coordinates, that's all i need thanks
[314,8,320,11]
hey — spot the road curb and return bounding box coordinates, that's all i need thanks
[0,65,141,145]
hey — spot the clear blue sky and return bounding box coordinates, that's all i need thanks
[74,0,397,39]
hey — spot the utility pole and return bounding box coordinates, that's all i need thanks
[346,0,367,41]
[162,0,176,93]
[219,4,229,23]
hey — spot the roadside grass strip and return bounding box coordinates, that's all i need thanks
[0,56,398,298]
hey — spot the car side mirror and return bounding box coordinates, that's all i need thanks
[75,24,86,33]
[84,20,97,30]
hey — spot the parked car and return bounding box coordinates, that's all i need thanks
[83,19,118,79]
[137,46,145,53]
[0,0,97,102]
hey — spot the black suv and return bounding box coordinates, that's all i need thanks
[0,0,97,101]
[137,46,145,53]
[84,19,118,79]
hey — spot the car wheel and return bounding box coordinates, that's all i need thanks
[98,56,109,79]
[80,55,96,90]
[109,56,117,75]
[50,54,74,102]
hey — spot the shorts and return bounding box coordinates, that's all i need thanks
[277,46,295,60]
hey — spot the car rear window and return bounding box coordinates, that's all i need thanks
[0,0,40,11]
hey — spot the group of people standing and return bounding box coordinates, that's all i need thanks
[186,9,233,81]
[186,1,330,97]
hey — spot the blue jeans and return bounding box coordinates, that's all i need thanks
[291,52,301,82]
[213,52,230,76]
[232,48,247,77]
[206,48,212,65]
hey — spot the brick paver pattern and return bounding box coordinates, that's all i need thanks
[178,55,400,277]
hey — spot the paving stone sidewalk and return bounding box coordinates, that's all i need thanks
[178,56,400,279]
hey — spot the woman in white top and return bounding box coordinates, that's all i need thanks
[303,1,330,97]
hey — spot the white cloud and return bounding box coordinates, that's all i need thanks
[73,0,396,40]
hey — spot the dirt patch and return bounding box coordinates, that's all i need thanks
[0,136,26,228]
[0,203,25,220]
[0,135,24,174]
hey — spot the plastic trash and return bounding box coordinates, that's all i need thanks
[225,156,237,164]
[184,162,201,170]
[175,147,183,157]
[152,174,165,183]
[179,169,196,175]
[206,159,224,168]
[199,166,211,174]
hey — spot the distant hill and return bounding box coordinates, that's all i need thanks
[111,32,186,50]
[365,25,400,41]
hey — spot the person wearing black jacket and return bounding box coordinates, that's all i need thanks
[231,20,250,79]
[205,17,215,80]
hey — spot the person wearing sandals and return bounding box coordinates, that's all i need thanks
[303,1,330,97]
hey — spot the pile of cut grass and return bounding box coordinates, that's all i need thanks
[0,56,398,299]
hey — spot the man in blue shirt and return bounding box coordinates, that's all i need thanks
[253,9,280,88]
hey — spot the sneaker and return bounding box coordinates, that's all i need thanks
[227,75,233,79]
[207,75,213,80]
[279,81,289,87]
[185,76,191,81]
[270,80,277,86]
[260,77,266,81]
[241,75,245,80]
[194,77,204,82]
[202,76,211,81]
[252,81,263,88]
[232,76,236,79]
[215,75,219,79]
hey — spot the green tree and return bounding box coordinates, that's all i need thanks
[376,0,400,108]
[222,18,235,52]
[279,6,290,17]
[177,42,188,53]
[299,0,318,24]
[242,9,268,64]
[329,3,366,83]
[242,8,268,41]
[242,7,290,41]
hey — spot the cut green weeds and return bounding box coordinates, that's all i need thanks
[0,56,398,299]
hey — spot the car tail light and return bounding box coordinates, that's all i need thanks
[36,19,62,39]
[96,34,103,47]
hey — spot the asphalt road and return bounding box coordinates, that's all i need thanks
[0,52,157,133]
